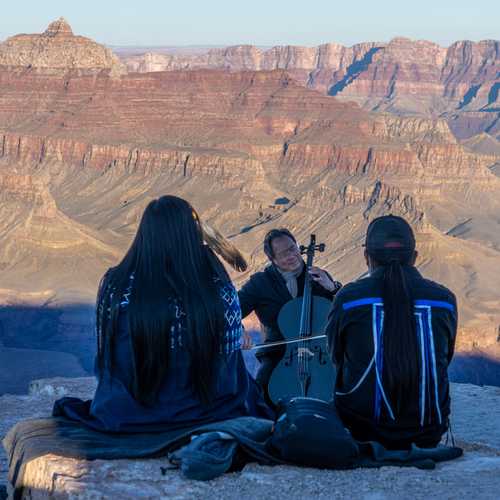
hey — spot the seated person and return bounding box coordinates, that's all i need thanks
[75,195,268,432]
[238,228,341,405]
[326,215,457,449]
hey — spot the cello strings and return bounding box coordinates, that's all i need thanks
[299,271,306,386]
[301,249,313,394]
[304,279,310,388]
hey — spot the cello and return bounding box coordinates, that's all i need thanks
[267,234,336,405]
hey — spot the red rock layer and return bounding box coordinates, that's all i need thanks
[0,68,366,147]
[0,66,497,190]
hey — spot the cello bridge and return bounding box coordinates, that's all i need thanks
[297,347,314,358]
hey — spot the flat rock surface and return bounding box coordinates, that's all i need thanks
[0,377,96,487]
[1,379,500,499]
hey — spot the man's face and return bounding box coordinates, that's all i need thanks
[271,236,302,272]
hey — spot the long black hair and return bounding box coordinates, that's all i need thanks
[96,196,246,406]
[365,215,419,415]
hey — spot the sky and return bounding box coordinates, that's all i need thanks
[0,0,498,48]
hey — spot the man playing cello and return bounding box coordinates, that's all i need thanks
[238,228,342,405]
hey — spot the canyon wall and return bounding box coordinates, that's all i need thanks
[0,20,499,386]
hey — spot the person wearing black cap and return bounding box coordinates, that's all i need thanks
[325,215,457,449]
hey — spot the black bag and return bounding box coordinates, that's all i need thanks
[270,397,359,469]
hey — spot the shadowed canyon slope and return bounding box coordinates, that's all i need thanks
[120,37,500,142]
[1,20,500,385]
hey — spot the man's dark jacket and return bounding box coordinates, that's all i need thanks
[239,263,341,389]
[325,265,457,449]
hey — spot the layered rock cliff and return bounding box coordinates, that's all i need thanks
[123,42,375,71]
[121,36,500,140]
[121,37,499,110]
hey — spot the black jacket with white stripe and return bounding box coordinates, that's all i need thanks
[325,265,457,449]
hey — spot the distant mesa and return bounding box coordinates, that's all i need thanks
[0,17,125,75]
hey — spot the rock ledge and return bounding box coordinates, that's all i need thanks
[2,378,500,499]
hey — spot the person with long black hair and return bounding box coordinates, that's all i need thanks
[326,215,457,449]
[62,195,269,432]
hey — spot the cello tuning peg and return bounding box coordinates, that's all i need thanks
[318,243,326,252]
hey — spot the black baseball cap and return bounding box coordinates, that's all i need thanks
[365,215,415,260]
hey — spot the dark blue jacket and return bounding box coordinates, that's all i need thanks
[89,280,269,432]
